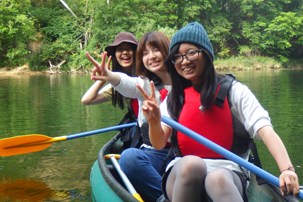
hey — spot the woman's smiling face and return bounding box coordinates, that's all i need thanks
[174,43,206,85]
[142,44,166,74]
[115,42,134,72]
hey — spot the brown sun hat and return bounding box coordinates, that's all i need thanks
[105,32,138,56]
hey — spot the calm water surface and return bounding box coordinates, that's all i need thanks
[0,70,302,201]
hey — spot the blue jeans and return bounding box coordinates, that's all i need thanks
[120,146,169,202]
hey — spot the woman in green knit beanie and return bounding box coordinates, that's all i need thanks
[137,21,300,202]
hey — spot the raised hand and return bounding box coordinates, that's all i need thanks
[136,81,161,124]
[86,52,112,81]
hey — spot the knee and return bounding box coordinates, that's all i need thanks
[120,148,137,161]
[178,156,207,183]
[120,148,143,170]
[205,168,231,191]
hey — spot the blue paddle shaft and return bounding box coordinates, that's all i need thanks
[161,115,303,200]
[66,123,136,140]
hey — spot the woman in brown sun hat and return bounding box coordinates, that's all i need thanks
[82,32,139,117]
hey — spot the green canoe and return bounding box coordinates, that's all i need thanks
[90,132,299,202]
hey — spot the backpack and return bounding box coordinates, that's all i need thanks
[117,99,140,149]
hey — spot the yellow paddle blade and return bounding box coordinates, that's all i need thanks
[0,134,53,157]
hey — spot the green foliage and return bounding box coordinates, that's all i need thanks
[0,0,36,67]
[218,48,230,58]
[262,12,303,56]
[278,55,290,63]
[28,5,84,70]
[238,46,252,56]
[239,0,303,59]
[88,0,176,52]
[1,0,303,69]
[29,36,80,71]
[68,49,93,70]
[214,55,282,70]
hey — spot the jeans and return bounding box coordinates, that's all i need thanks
[120,146,170,202]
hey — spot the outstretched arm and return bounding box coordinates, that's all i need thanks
[258,126,300,197]
[136,81,171,150]
[81,80,108,105]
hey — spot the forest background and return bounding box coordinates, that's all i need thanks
[1,0,303,73]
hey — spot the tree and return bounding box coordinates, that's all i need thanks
[0,0,36,67]
[239,0,303,60]
[262,12,303,61]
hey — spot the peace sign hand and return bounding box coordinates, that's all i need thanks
[136,81,161,124]
[86,52,112,81]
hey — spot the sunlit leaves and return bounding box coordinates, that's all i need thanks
[261,12,303,57]
[1,0,303,68]
[0,0,35,66]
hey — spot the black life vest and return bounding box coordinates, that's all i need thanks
[169,73,266,184]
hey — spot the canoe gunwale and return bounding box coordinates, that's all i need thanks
[97,132,139,202]
[92,131,301,202]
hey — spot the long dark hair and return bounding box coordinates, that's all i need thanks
[136,31,170,83]
[165,43,224,122]
[111,44,137,110]
[165,43,224,147]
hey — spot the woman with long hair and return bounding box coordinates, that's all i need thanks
[137,22,300,202]
[86,31,172,201]
[82,32,138,117]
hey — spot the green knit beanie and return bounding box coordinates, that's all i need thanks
[169,22,214,61]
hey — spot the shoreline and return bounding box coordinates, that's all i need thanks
[1,64,303,76]
[0,65,88,76]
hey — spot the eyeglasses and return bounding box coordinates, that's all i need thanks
[171,49,203,64]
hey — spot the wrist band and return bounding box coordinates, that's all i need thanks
[280,165,295,174]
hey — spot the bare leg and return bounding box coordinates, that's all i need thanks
[165,155,207,202]
[205,167,244,202]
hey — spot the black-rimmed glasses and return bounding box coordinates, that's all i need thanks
[171,49,203,64]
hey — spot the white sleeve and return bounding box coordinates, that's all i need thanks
[160,97,172,128]
[113,72,149,100]
[229,81,272,140]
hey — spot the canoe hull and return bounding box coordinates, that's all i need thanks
[90,132,299,202]
[91,160,125,202]
[246,171,299,202]
[91,132,138,202]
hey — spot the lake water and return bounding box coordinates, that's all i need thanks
[0,70,302,201]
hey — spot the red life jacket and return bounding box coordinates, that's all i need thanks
[177,86,233,158]
[130,85,167,118]
[131,98,139,117]
[170,75,264,185]
[159,88,168,102]
[159,88,171,147]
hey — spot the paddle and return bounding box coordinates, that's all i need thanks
[104,154,144,202]
[161,115,303,200]
[0,123,136,157]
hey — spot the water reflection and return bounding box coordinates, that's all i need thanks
[0,178,53,201]
[0,71,302,201]
[0,74,126,201]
